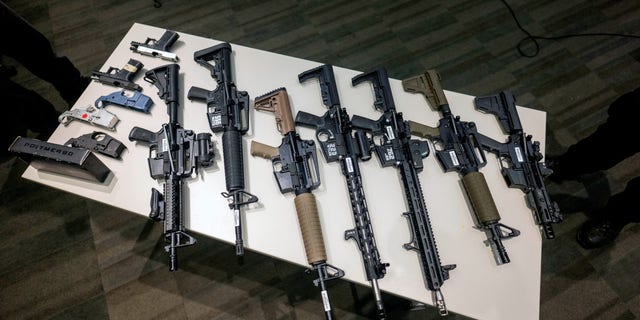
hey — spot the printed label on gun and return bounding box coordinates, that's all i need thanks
[234,209,240,227]
[515,146,524,163]
[162,138,169,153]
[211,114,222,127]
[449,150,460,166]
[321,290,331,312]
[327,142,337,157]
[385,126,395,140]
[345,157,354,173]
[384,147,395,161]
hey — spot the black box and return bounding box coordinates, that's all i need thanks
[9,136,112,183]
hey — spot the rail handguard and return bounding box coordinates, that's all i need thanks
[349,68,455,316]
[295,64,389,319]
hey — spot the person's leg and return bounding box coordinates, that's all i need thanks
[1,76,60,155]
[548,88,640,182]
[0,2,88,105]
[576,176,640,249]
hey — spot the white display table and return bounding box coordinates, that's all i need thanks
[22,23,546,320]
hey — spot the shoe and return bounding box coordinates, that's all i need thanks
[576,216,625,249]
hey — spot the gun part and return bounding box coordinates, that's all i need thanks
[402,70,520,265]
[188,42,258,257]
[65,131,126,158]
[91,58,143,91]
[251,87,344,320]
[9,136,111,183]
[129,63,214,272]
[295,64,389,319]
[95,90,154,113]
[130,29,179,62]
[474,91,562,239]
[350,68,455,316]
[58,106,119,131]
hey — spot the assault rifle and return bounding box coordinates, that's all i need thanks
[129,64,214,271]
[402,69,520,265]
[250,87,344,320]
[349,68,456,316]
[188,42,258,257]
[295,64,389,319]
[474,91,562,239]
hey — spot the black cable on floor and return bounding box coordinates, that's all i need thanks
[500,0,640,57]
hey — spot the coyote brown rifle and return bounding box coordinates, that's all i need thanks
[349,67,455,316]
[402,69,520,265]
[474,91,562,239]
[188,42,258,257]
[129,64,214,271]
[295,64,389,319]
[250,87,344,320]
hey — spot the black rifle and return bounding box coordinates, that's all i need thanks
[188,42,258,257]
[402,69,520,265]
[129,64,214,271]
[251,87,344,320]
[474,91,562,239]
[295,64,389,319]
[349,68,455,316]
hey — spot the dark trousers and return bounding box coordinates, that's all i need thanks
[556,87,640,223]
[1,1,85,154]
[0,2,84,99]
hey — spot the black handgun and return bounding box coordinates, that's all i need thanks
[129,63,214,272]
[474,91,562,239]
[91,58,143,91]
[188,42,258,257]
[130,29,180,62]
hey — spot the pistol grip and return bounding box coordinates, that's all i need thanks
[129,127,154,143]
[187,86,210,101]
[250,140,278,159]
[295,111,322,129]
[408,120,439,139]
